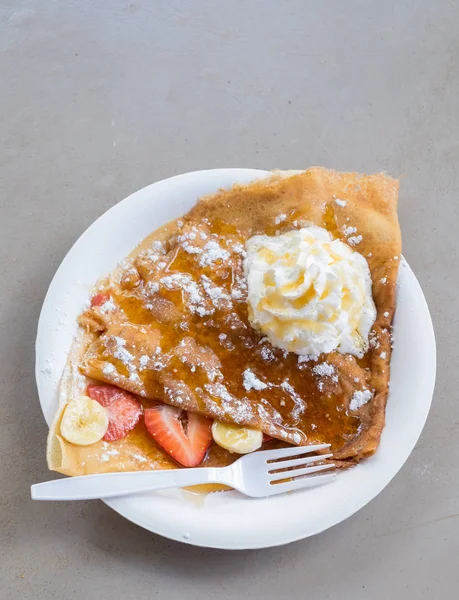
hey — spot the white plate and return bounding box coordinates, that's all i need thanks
[36,169,436,549]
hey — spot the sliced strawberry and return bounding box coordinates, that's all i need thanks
[90,292,109,308]
[144,405,212,467]
[87,385,142,441]
[263,434,273,443]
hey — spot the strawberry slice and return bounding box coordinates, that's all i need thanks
[90,293,109,308]
[87,385,142,441]
[144,405,212,467]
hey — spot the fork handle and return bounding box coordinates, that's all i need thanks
[31,466,231,501]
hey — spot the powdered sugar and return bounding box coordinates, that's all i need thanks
[146,281,160,294]
[342,224,363,245]
[231,273,247,302]
[201,275,232,309]
[312,361,338,387]
[343,225,357,236]
[293,432,302,444]
[231,288,244,300]
[100,446,120,462]
[204,382,233,403]
[369,332,380,349]
[349,389,373,411]
[280,380,305,421]
[139,240,167,265]
[99,299,116,314]
[260,345,275,361]
[183,243,203,255]
[218,332,234,350]
[199,241,230,267]
[160,273,213,317]
[347,235,363,246]
[297,354,318,365]
[242,369,268,391]
[139,355,149,368]
[175,231,203,255]
[232,242,246,256]
[164,382,192,406]
[103,363,116,375]
[312,362,335,377]
[112,336,134,366]
[151,240,165,253]
[280,380,299,397]
[131,452,148,463]
[335,198,347,207]
[274,213,287,224]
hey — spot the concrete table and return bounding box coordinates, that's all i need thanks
[1,1,457,598]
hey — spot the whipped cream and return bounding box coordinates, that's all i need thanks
[244,226,376,358]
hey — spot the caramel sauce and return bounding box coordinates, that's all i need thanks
[82,214,368,469]
[183,484,229,497]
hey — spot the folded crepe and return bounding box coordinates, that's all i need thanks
[48,168,401,475]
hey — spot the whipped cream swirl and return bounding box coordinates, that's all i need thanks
[244,226,376,358]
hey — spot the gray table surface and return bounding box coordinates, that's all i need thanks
[1,1,457,598]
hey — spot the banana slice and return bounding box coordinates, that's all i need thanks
[211,421,263,454]
[60,395,109,446]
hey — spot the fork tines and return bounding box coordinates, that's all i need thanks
[265,443,335,487]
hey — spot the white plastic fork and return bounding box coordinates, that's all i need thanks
[30,444,335,501]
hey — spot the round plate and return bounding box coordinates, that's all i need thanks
[36,169,436,549]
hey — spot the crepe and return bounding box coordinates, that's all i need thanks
[48,168,401,475]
